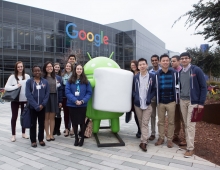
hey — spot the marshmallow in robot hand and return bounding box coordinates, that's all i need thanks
[92,68,133,113]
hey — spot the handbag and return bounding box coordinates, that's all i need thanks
[84,118,92,138]
[2,86,21,101]
[125,111,132,123]
[20,103,31,128]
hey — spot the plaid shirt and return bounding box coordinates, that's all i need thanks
[159,70,175,104]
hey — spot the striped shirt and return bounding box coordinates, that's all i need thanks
[159,70,175,104]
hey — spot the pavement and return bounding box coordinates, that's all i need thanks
[0,102,220,170]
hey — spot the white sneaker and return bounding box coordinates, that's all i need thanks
[22,134,29,139]
[11,136,16,142]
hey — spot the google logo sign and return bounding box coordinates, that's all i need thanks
[66,23,109,47]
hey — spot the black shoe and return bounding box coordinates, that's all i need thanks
[74,139,79,146]
[46,138,51,142]
[50,138,55,141]
[57,130,61,136]
[136,133,141,138]
[39,141,45,146]
[79,138,84,146]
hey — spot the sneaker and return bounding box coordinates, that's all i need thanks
[148,135,155,141]
[155,138,164,146]
[184,150,194,158]
[11,135,16,142]
[22,134,29,139]
[167,140,173,148]
[70,129,74,136]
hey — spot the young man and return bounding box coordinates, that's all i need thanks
[179,52,207,158]
[133,58,156,152]
[68,54,77,66]
[171,55,186,146]
[148,55,161,141]
[155,54,178,148]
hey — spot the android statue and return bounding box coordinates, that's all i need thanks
[84,54,133,134]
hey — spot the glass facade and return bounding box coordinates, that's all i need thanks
[0,0,128,87]
[0,1,166,87]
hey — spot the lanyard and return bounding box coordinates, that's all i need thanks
[76,79,80,92]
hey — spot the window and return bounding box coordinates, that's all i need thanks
[3,9,16,24]
[0,27,2,48]
[44,17,54,30]
[18,11,30,26]
[31,14,43,29]
[2,27,11,48]
[45,33,54,52]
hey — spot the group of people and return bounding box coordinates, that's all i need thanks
[4,52,207,158]
[5,55,92,147]
[130,52,206,158]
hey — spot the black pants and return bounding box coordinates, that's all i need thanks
[11,101,26,135]
[30,108,45,143]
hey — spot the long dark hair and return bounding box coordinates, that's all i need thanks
[130,60,139,74]
[54,62,62,76]
[14,61,25,80]
[69,64,88,84]
[43,61,55,79]
[61,62,74,77]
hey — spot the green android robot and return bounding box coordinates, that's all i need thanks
[84,56,123,133]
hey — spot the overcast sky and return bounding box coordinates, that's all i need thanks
[6,0,214,53]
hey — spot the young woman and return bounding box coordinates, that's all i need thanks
[5,61,30,142]
[53,63,62,136]
[54,63,61,76]
[130,60,141,138]
[43,61,62,141]
[25,65,49,147]
[65,64,92,146]
[61,62,74,137]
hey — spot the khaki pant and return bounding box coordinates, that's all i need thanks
[174,104,185,138]
[158,101,176,140]
[150,97,157,136]
[134,105,152,144]
[180,99,197,150]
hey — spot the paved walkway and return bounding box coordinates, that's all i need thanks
[0,102,219,170]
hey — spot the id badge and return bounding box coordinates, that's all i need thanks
[36,85,41,90]
[75,91,80,96]
[57,83,61,87]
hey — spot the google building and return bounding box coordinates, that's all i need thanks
[0,0,167,87]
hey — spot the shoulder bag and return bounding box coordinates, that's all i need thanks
[2,86,21,101]
[20,103,31,128]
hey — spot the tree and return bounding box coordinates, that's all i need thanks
[186,46,220,79]
[173,0,220,45]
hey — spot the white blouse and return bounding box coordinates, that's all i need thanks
[4,74,30,102]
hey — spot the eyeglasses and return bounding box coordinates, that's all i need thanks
[180,57,190,60]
